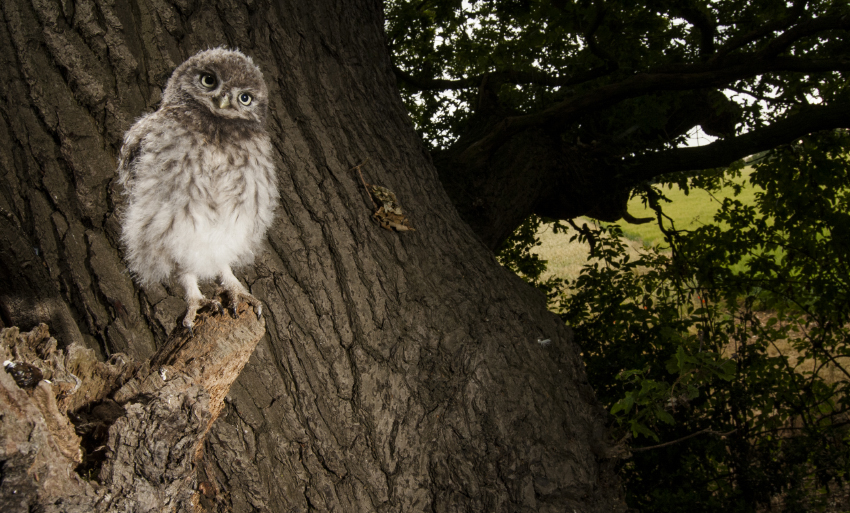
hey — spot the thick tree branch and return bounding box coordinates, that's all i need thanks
[759,14,850,59]
[526,52,850,131]
[456,53,850,163]
[584,4,618,67]
[0,300,266,512]
[618,102,850,183]
[393,63,616,92]
[670,3,717,57]
[552,0,618,67]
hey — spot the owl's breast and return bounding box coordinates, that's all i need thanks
[183,134,277,229]
[121,100,277,281]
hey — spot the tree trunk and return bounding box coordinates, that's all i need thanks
[0,1,624,511]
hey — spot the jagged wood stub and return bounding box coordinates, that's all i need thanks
[0,299,265,513]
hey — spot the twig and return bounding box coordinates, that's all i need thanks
[567,218,598,253]
[631,428,737,453]
[350,159,377,210]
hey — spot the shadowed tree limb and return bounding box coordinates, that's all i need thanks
[758,12,848,59]
[452,54,850,166]
[392,63,618,92]
[436,99,850,250]
[618,101,850,184]
[582,3,618,67]
[710,0,808,61]
[506,51,850,132]
[669,3,717,57]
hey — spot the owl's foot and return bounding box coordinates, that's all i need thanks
[182,297,226,336]
[208,298,226,316]
[223,288,264,320]
[219,267,263,320]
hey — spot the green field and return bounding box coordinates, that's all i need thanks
[533,170,758,281]
[617,170,757,246]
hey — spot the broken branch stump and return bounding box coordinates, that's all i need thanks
[0,298,266,512]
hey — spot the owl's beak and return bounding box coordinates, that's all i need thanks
[217,95,232,109]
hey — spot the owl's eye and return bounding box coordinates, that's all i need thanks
[238,93,253,106]
[199,73,217,89]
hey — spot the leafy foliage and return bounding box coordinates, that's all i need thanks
[557,131,850,511]
[387,0,850,153]
[495,214,565,294]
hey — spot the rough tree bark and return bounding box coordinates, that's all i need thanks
[0,1,624,512]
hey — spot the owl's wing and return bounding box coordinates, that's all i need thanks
[116,113,153,189]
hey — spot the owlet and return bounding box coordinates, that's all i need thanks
[118,48,279,333]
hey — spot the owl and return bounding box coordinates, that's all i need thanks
[117,48,279,334]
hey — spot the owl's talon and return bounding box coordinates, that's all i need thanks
[210,299,225,315]
[183,315,196,336]
[229,302,239,318]
[183,293,201,335]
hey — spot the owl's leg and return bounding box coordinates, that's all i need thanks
[219,266,263,319]
[180,273,225,335]
[180,273,204,335]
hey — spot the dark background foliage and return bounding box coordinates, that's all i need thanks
[561,131,850,511]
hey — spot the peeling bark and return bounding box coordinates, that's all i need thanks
[1,300,264,512]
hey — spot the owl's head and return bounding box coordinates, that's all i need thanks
[163,48,269,123]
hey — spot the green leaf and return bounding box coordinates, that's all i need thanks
[655,408,675,425]
[631,421,659,442]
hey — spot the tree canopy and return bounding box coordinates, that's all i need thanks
[387,1,850,510]
[386,0,850,248]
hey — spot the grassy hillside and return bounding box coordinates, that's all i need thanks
[531,221,641,282]
[617,170,757,246]
[533,170,758,281]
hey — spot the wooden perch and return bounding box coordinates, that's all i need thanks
[0,297,266,512]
